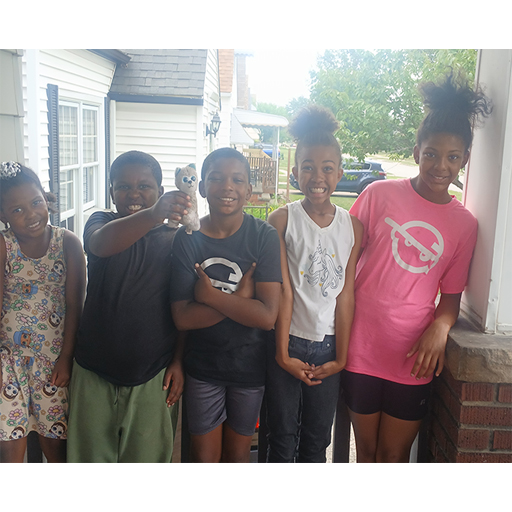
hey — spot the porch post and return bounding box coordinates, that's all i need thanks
[274,127,280,198]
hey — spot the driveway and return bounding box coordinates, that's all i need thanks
[380,160,417,179]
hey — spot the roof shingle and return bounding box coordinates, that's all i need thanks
[110,49,208,99]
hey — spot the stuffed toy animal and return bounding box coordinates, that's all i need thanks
[170,164,200,234]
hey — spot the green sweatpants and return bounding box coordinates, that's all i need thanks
[67,361,179,463]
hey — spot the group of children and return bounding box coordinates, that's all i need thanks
[0,73,492,463]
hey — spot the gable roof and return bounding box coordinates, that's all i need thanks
[109,49,208,105]
[88,49,131,65]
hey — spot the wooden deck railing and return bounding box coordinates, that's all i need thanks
[243,153,277,195]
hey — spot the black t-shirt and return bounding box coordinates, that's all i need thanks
[170,214,281,387]
[74,211,178,386]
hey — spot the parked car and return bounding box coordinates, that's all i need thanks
[289,159,386,195]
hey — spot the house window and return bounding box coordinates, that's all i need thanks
[58,101,99,233]
[83,107,98,209]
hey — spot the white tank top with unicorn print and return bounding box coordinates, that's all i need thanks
[285,200,354,341]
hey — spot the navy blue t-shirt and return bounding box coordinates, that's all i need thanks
[75,211,178,386]
[170,214,281,387]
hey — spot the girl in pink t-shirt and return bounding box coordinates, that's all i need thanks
[342,73,492,462]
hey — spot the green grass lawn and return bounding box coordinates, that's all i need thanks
[330,195,358,210]
[279,146,296,173]
[451,190,462,201]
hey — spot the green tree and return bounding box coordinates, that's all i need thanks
[286,96,311,118]
[309,49,478,162]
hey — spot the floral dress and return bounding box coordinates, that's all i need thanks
[0,226,68,441]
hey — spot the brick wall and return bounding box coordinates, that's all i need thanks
[218,49,234,94]
[428,369,512,462]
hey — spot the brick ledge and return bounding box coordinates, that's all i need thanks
[446,315,512,383]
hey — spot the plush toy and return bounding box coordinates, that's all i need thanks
[170,164,200,234]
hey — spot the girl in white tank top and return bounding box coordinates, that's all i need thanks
[265,106,363,462]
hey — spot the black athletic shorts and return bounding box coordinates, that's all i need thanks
[340,370,431,421]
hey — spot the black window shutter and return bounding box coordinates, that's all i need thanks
[104,96,111,208]
[46,84,60,226]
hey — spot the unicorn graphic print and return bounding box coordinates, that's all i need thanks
[304,240,344,297]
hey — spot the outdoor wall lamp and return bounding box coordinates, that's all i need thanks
[206,112,221,137]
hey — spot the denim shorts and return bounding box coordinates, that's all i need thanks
[184,374,264,437]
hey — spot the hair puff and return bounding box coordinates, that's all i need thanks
[288,105,339,141]
[417,71,492,151]
[420,72,492,124]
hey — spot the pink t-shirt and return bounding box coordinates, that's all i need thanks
[347,179,478,385]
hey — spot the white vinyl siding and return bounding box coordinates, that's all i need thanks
[0,50,24,163]
[114,102,200,191]
[203,50,222,153]
[22,49,115,196]
[218,92,234,149]
[204,49,220,111]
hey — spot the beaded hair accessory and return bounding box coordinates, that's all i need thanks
[0,161,22,180]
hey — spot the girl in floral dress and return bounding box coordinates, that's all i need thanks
[0,162,86,462]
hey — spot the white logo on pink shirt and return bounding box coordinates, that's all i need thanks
[385,218,444,275]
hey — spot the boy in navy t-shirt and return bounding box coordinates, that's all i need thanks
[170,148,281,463]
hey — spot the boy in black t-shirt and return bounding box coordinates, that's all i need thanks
[170,148,281,463]
[67,151,191,462]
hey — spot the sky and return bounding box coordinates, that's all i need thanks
[245,49,325,107]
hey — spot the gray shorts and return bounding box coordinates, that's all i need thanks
[184,374,264,436]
